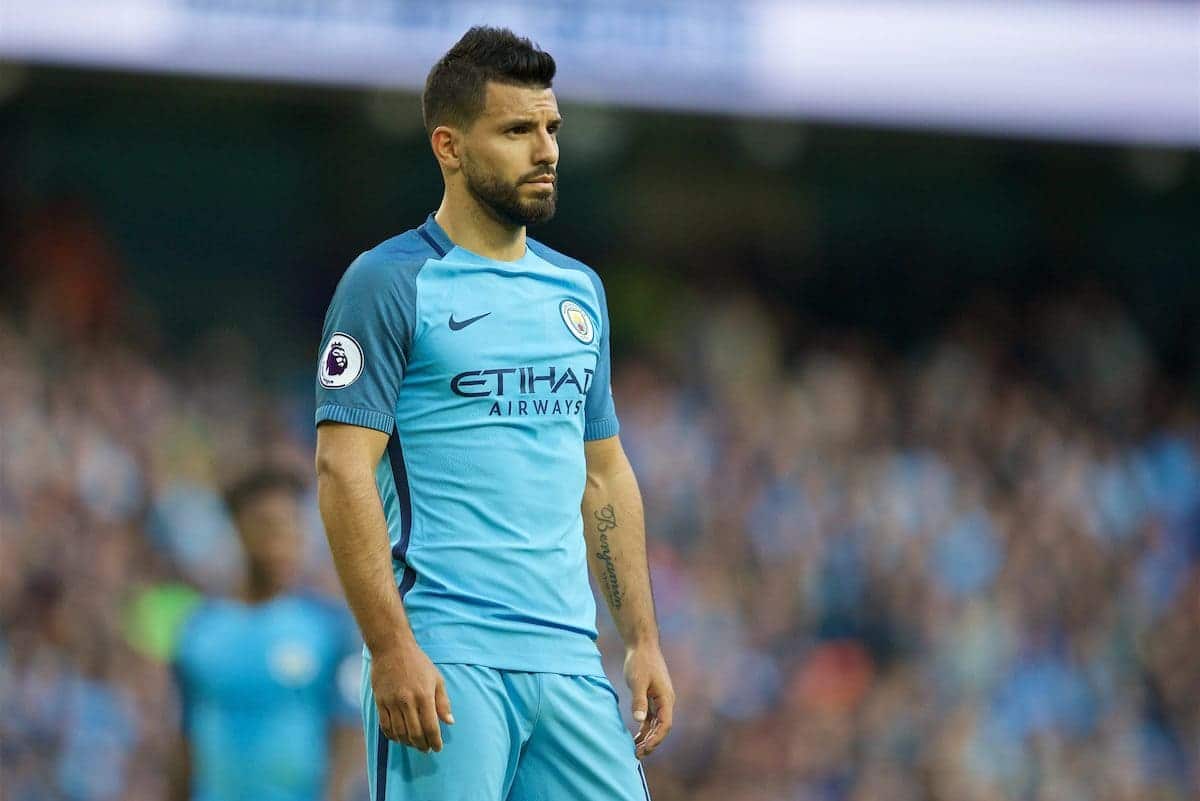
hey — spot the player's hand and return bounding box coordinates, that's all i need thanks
[370,639,454,753]
[624,644,674,759]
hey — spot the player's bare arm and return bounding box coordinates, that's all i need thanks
[582,434,675,759]
[315,422,454,753]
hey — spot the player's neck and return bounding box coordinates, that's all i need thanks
[434,197,526,263]
[242,569,287,604]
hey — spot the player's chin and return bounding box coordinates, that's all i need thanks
[518,199,556,225]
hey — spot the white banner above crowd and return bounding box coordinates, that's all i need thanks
[1,0,1196,145]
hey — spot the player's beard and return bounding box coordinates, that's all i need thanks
[462,154,557,227]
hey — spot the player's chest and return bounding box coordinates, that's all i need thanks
[412,267,601,372]
[189,617,326,699]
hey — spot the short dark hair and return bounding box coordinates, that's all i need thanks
[223,467,305,516]
[422,26,556,135]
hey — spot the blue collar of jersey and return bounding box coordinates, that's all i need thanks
[420,213,455,256]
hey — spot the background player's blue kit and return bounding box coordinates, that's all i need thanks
[315,214,650,800]
[172,594,360,801]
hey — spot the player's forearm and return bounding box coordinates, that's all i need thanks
[316,462,415,655]
[581,454,660,649]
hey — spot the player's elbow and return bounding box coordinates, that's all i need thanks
[314,440,369,490]
[584,436,632,487]
[314,447,358,486]
[314,422,389,485]
[315,450,376,524]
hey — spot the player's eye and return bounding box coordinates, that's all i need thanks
[508,125,529,135]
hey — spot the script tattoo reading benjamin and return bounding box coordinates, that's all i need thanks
[593,504,622,609]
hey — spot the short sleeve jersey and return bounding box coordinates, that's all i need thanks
[173,594,360,801]
[314,213,619,675]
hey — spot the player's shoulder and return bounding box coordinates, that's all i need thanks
[171,598,220,661]
[527,238,610,315]
[288,589,340,614]
[363,225,443,265]
[527,237,602,284]
[340,225,444,291]
[288,591,353,627]
[287,592,358,650]
[178,598,219,630]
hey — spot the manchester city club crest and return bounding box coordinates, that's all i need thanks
[559,299,595,345]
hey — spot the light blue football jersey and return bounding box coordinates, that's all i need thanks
[172,594,360,801]
[314,213,619,676]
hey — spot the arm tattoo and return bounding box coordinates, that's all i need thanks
[594,504,618,532]
[593,505,623,609]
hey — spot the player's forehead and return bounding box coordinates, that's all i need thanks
[479,82,559,123]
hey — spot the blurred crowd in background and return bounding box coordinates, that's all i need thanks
[608,290,1199,801]
[1,199,1197,801]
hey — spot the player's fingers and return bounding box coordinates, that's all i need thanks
[397,698,429,752]
[642,718,665,755]
[634,700,659,754]
[633,716,652,747]
[417,693,444,752]
[629,676,649,724]
[435,677,455,725]
[636,718,659,758]
[654,691,675,734]
[641,694,675,755]
[378,701,405,744]
[381,701,404,745]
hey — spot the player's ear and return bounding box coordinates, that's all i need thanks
[430,126,462,171]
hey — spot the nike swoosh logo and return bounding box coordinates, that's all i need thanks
[448,311,491,331]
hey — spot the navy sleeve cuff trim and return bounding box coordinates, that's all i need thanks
[584,417,620,441]
[315,404,395,434]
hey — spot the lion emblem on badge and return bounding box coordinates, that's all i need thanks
[319,333,363,388]
[326,341,348,376]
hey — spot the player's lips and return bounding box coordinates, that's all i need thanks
[525,176,555,185]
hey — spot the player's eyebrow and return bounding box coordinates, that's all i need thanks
[498,115,564,128]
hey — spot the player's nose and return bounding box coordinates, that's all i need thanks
[531,126,558,166]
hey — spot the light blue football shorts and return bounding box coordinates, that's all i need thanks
[362,656,652,801]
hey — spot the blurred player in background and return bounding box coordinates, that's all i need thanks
[314,25,674,801]
[170,468,362,801]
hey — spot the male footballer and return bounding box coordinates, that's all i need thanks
[171,468,361,801]
[314,26,674,801]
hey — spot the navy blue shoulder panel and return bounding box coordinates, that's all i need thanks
[369,227,443,263]
[351,219,455,327]
[528,238,608,320]
[527,238,599,281]
[351,228,442,299]
[330,231,434,346]
[315,225,446,434]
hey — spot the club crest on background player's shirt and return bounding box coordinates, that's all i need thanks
[559,299,595,345]
[269,641,319,687]
[319,332,364,388]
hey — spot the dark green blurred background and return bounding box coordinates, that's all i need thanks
[3,66,1197,388]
